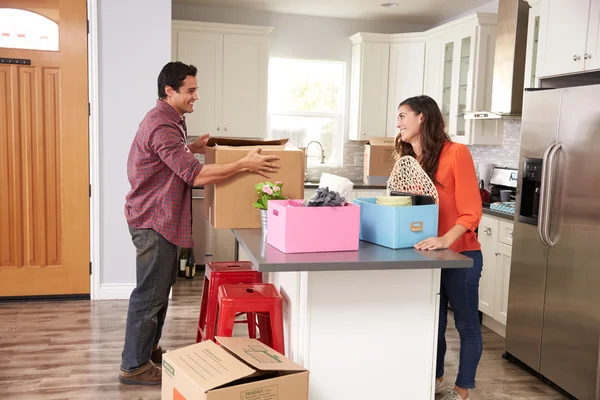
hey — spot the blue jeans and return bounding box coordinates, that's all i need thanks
[121,227,179,372]
[436,250,483,389]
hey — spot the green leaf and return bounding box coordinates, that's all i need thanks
[255,182,265,191]
[252,201,265,209]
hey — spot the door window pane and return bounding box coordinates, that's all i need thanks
[0,8,59,51]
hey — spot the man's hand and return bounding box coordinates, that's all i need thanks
[243,148,280,178]
[189,133,210,154]
[414,236,451,251]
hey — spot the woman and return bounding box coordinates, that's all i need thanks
[395,95,483,400]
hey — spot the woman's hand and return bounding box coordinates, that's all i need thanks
[414,236,450,251]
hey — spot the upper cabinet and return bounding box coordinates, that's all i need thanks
[348,33,426,140]
[537,0,600,78]
[348,35,392,141]
[172,21,273,138]
[523,0,542,88]
[428,14,499,145]
[348,13,499,145]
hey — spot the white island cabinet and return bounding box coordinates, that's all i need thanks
[235,229,472,400]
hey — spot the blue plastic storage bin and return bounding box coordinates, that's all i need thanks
[353,198,439,249]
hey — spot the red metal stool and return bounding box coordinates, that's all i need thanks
[216,283,285,355]
[196,261,262,343]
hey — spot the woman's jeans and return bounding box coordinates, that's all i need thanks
[121,227,179,372]
[436,250,483,389]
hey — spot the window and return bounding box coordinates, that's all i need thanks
[268,58,345,166]
[0,8,59,51]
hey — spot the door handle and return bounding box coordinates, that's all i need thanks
[545,143,562,248]
[538,142,555,247]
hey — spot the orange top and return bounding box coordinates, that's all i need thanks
[434,141,482,253]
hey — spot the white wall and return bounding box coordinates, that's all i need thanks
[171,4,431,143]
[97,0,171,297]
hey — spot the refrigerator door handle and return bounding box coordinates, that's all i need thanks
[545,142,563,248]
[538,142,555,247]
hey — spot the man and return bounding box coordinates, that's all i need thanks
[119,61,280,385]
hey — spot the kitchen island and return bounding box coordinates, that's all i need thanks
[233,229,472,400]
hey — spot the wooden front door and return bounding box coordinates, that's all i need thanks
[0,0,90,297]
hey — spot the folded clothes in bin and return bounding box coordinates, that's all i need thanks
[353,198,439,249]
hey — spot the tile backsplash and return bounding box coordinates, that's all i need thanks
[188,119,522,183]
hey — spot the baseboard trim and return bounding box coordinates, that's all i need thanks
[482,314,506,338]
[97,283,135,300]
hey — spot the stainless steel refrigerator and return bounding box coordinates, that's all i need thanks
[505,84,600,400]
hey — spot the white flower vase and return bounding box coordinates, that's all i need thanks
[260,209,268,234]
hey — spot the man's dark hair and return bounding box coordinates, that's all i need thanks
[157,61,197,99]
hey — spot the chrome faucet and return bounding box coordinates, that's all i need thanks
[305,140,325,177]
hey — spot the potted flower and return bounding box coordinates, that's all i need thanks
[253,181,287,232]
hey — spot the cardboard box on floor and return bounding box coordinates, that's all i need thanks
[363,137,397,186]
[204,138,304,228]
[161,337,309,400]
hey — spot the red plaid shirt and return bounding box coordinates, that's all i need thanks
[125,100,202,248]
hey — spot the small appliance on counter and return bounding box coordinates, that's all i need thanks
[487,166,518,206]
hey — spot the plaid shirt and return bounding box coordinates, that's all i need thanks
[125,99,202,248]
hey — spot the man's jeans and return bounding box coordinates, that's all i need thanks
[121,227,179,372]
[436,250,484,389]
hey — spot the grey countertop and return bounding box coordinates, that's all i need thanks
[482,206,515,221]
[233,229,472,272]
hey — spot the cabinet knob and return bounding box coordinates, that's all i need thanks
[484,227,492,235]
[362,132,366,136]
[509,231,513,237]
[495,252,500,256]
[573,55,581,61]
[217,127,220,131]
[584,53,592,60]
[224,127,228,132]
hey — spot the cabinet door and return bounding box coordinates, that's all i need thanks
[539,0,590,77]
[494,242,512,325]
[222,34,268,138]
[477,215,499,317]
[386,41,425,138]
[348,42,390,140]
[177,31,223,137]
[585,0,600,71]
[524,3,542,89]
[423,36,443,107]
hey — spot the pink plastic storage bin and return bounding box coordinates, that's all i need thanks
[266,200,360,253]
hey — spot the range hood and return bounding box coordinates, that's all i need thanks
[464,0,530,120]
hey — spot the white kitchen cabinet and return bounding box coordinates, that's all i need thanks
[524,0,542,88]
[537,0,600,78]
[172,21,272,138]
[348,35,391,141]
[386,37,426,138]
[428,14,499,145]
[477,214,514,335]
[423,35,443,107]
[348,33,426,140]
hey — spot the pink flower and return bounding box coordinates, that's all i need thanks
[275,181,282,185]
[273,186,280,192]
[262,185,273,195]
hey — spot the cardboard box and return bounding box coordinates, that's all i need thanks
[204,138,304,228]
[363,137,397,186]
[162,337,309,400]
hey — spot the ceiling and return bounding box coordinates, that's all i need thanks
[171,0,499,25]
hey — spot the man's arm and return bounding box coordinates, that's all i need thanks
[193,148,280,186]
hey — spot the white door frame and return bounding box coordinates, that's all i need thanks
[88,0,101,300]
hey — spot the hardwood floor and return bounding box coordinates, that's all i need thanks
[0,277,565,400]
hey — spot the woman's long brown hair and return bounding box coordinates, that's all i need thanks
[394,95,451,183]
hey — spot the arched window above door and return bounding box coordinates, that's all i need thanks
[0,8,59,51]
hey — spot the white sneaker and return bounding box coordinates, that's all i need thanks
[440,389,470,400]
[435,379,446,394]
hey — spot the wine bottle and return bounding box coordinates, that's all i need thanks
[178,248,187,278]
[185,248,196,279]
